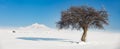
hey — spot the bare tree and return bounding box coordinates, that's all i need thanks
[57,5,109,42]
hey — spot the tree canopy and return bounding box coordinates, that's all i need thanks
[57,5,108,30]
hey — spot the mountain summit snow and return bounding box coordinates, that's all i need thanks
[18,23,51,33]
[26,23,49,29]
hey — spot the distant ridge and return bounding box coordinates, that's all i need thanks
[18,23,51,32]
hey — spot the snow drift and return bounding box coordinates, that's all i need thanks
[0,23,120,49]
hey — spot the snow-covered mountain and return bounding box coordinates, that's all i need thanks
[17,23,51,33]
[19,23,50,30]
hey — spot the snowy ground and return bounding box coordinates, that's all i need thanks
[0,23,120,49]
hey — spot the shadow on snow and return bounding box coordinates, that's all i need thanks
[17,37,79,43]
[17,37,67,41]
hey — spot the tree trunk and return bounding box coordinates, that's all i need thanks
[81,27,88,42]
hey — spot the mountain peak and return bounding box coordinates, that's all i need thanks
[31,23,47,28]
[19,23,50,30]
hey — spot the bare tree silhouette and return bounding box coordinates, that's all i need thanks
[57,5,109,42]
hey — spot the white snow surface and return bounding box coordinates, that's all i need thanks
[0,23,120,49]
